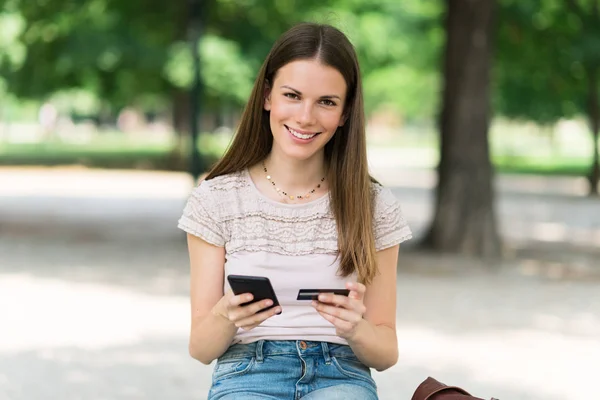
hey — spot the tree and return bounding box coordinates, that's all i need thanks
[0,0,178,115]
[1,0,445,127]
[423,0,501,257]
[0,0,265,131]
[495,0,600,195]
[309,0,444,120]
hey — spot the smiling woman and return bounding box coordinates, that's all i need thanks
[177,22,412,400]
[264,59,346,161]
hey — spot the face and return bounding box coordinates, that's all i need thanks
[264,59,348,162]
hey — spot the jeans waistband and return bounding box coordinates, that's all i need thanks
[220,340,357,363]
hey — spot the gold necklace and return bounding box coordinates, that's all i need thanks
[262,161,325,200]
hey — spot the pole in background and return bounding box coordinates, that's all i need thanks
[188,0,203,182]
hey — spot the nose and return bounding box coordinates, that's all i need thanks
[296,102,316,126]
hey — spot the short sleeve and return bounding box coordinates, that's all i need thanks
[373,185,412,251]
[177,180,227,247]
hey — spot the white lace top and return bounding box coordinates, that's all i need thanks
[178,169,412,345]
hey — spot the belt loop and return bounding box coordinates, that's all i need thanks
[321,342,331,365]
[255,340,264,363]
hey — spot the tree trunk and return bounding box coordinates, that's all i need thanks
[423,0,501,257]
[169,89,192,168]
[170,0,193,141]
[172,90,191,136]
[587,67,599,196]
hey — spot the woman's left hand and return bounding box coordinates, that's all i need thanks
[312,282,367,340]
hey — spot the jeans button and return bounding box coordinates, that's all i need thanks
[299,341,307,350]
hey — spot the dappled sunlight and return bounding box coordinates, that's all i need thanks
[504,220,600,248]
[0,328,212,400]
[496,175,589,197]
[497,186,600,248]
[1,167,598,399]
[389,326,600,400]
[0,274,189,353]
[2,0,598,398]
[531,222,568,242]
[6,270,598,400]
[532,312,600,336]
[367,147,438,172]
[0,168,195,199]
[518,258,600,281]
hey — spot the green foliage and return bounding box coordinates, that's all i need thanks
[49,88,101,115]
[363,65,439,118]
[1,0,177,111]
[495,0,599,124]
[4,0,599,129]
[164,35,254,107]
[0,11,26,69]
[306,0,444,118]
[1,0,445,122]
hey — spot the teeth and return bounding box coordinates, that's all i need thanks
[288,126,317,140]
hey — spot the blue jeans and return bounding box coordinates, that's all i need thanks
[207,340,378,399]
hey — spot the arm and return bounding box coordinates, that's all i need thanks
[187,234,282,365]
[313,244,399,371]
[346,244,399,371]
[187,234,237,364]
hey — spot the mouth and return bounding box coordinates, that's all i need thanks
[285,125,321,140]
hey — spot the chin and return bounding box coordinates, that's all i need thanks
[280,147,321,162]
[283,138,333,160]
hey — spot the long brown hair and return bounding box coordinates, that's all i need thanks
[206,23,379,284]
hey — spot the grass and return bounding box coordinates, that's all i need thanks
[0,131,228,170]
[0,131,594,177]
[493,155,591,176]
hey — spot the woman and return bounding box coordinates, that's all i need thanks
[178,22,412,399]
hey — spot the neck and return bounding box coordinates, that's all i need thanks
[264,151,327,194]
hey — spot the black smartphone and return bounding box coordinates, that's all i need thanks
[297,289,350,301]
[227,275,280,312]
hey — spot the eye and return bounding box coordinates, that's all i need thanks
[284,92,300,100]
[320,99,337,107]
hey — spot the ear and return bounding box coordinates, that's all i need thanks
[338,112,348,127]
[263,81,272,111]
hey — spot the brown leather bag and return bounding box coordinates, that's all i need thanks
[411,377,498,400]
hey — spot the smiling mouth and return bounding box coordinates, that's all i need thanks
[285,125,321,140]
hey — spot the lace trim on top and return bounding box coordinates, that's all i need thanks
[177,169,412,255]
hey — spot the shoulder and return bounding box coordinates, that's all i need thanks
[187,170,249,207]
[178,171,248,245]
[369,180,413,250]
[183,170,248,219]
[195,170,248,195]
[370,181,399,211]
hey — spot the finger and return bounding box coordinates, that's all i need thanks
[235,305,282,329]
[316,293,366,317]
[316,293,351,308]
[229,293,254,307]
[346,282,366,301]
[230,299,275,321]
[243,299,277,316]
[312,301,363,323]
[317,310,354,331]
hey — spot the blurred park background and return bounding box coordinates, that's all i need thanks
[1,1,599,399]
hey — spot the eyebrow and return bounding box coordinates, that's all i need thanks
[280,85,342,100]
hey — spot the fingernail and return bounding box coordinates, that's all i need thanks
[311,300,317,307]
[276,308,282,315]
[266,300,273,306]
[318,294,326,301]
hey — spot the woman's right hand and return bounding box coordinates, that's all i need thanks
[212,291,282,331]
